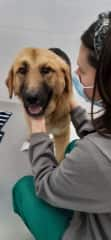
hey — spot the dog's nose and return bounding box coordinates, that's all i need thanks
[25,92,39,104]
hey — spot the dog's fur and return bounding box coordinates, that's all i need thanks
[6,48,72,162]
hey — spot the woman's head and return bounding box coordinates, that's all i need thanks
[74,11,111,135]
[75,11,111,101]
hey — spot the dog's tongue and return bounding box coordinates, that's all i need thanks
[28,105,42,114]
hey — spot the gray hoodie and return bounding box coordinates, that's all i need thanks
[29,106,111,240]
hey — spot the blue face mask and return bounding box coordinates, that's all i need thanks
[72,73,103,107]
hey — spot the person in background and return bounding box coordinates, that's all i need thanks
[13,12,111,240]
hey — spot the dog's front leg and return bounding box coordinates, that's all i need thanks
[53,126,70,162]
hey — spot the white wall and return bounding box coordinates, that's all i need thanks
[0,0,111,102]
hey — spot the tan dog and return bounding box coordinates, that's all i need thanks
[6,48,72,162]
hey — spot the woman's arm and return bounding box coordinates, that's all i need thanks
[29,132,110,213]
[26,113,110,213]
[70,106,95,138]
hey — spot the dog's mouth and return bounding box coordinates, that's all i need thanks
[20,84,53,117]
[27,104,43,116]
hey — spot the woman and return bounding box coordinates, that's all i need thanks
[13,12,111,240]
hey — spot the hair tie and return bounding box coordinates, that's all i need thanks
[94,12,111,60]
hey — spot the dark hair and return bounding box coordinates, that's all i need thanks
[49,48,71,66]
[91,28,111,137]
[81,13,111,137]
[81,21,99,68]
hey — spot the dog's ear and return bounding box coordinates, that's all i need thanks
[5,68,14,98]
[63,66,72,93]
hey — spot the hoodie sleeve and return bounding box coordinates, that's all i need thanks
[29,132,111,213]
[70,106,95,138]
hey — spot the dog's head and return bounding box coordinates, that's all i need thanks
[6,48,72,117]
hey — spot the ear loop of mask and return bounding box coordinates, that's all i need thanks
[72,72,93,100]
[72,72,104,114]
[84,81,104,114]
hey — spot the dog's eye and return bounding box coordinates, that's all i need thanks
[17,67,27,75]
[40,66,53,75]
[17,62,28,75]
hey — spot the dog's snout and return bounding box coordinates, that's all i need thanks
[24,92,39,105]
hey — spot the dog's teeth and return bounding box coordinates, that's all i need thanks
[28,106,42,114]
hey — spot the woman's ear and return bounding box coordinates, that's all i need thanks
[5,68,14,98]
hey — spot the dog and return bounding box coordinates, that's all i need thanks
[6,48,72,162]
